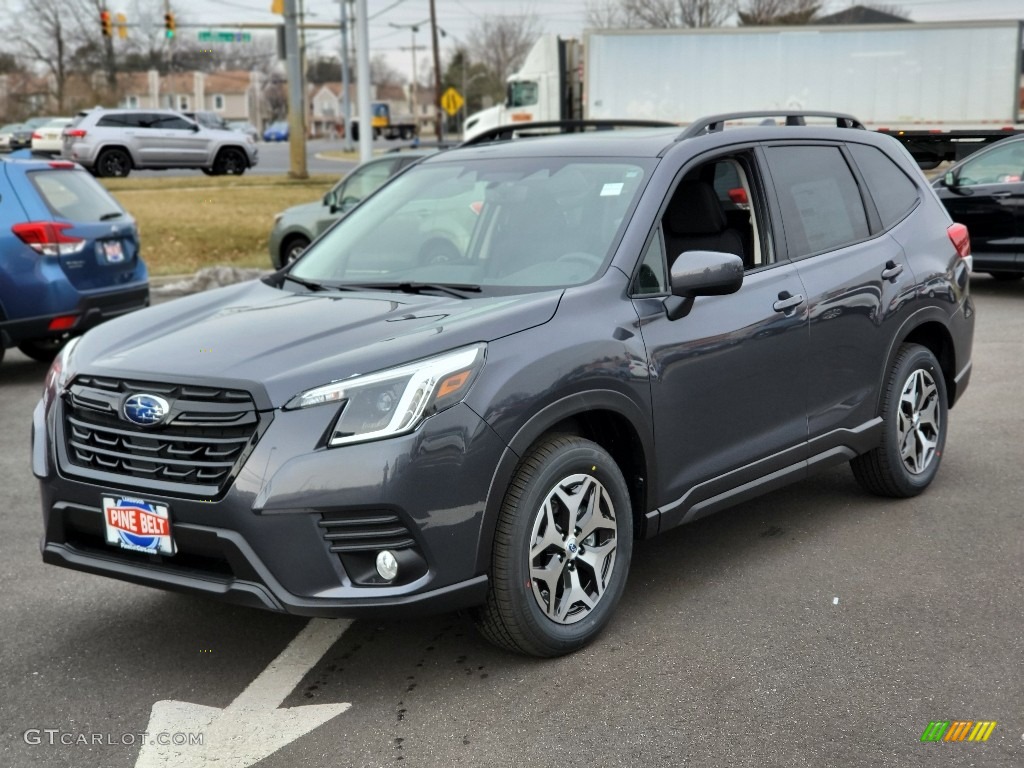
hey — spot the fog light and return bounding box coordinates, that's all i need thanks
[375,550,399,581]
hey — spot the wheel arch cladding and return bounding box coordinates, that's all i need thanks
[901,321,957,406]
[474,394,654,574]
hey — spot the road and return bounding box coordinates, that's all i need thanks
[1,278,1021,768]
[128,137,410,178]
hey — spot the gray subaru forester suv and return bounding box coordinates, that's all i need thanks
[34,112,974,656]
[62,108,258,177]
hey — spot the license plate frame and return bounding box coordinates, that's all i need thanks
[102,240,125,263]
[103,496,176,556]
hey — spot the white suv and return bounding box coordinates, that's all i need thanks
[62,109,258,178]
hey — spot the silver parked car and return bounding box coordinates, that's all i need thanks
[268,149,434,268]
[62,108,258,177]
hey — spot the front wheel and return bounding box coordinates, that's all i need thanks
[212,148,247,176]
[95,148,131,178]
[851,344,948,497]
[474,436,633,657]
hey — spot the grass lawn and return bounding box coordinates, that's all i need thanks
[100,174,339,276]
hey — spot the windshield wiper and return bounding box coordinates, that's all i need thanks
[99,211,124,220]
[285,274,334,292]
[353,282,482,299]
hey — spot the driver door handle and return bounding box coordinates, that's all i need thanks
[773,291,804,313]
[882,260,904,281]
[991,191,1012,199]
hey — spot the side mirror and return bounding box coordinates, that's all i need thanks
[323,190,336,209]
[665,250,744,320]
[191,123,200,132]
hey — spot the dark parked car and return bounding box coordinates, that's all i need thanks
[33,112,974,657]
[0,156,148,366]
[933,135,1024,280]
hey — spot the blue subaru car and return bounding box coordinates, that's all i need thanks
[0,155,148,365]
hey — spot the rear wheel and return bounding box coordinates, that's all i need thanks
[212,147,247,176]
[474,436,633,657]
[851,344,948,497]
[95,148,131,178]
[17,337,67,363]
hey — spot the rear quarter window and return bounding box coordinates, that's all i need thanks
[764,145,870,258]
[31,170,125,221]
[848,143,920,228]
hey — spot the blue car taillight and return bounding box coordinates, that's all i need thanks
[12,221,87,256]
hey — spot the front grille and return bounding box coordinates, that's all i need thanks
[62,376,261,494]
[318,510,417,554]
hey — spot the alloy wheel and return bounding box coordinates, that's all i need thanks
[897,368,941,474]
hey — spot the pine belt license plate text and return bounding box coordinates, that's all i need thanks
[103,496,176,555]
[102,240,124,263]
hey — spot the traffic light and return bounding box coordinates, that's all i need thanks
[164,12,176,39]
[100,9,112,37]
[116,12,127,39]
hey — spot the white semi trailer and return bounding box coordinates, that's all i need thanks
[464,21,1024,165]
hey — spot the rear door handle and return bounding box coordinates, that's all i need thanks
[991,191,1012,199]
[881,260,904,281]
[773,291,804,313]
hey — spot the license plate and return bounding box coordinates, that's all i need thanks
[102,240,124,263]
[103,496,176,556]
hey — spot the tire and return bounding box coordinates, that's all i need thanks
[851,343,948,498]
[0,345,5,366]
[474,435,633,657]
[281,235,310,266]
[212,147,247,176]
[95,148,131,178]
[17,337,67,363]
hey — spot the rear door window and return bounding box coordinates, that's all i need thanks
[848,143,920,228]
[764,145,870,258]
[31,170,125,221]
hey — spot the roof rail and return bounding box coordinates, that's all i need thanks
[460,119,677,147]
[677,111,865,140]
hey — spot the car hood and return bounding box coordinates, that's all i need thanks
[279,200,326,224]
[73,279,562,408]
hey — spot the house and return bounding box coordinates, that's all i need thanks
[118,69,263,125]
[816,4,910,24]
[308,82,440,137]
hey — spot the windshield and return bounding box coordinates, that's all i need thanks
[508,81,539,108]
[290,155,653,293]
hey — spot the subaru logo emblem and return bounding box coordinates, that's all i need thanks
[567,542,578,554]
[123,394,170,426]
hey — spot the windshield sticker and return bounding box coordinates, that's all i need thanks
[600,182,624,197]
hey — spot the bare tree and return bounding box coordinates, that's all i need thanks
[738,0,821,24]
[585,0,642,28]
[13,0,74,111]
[620,0,737,28]
[370,53,406,87]
[467,13,543,87]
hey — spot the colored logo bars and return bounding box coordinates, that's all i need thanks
[921,721,997,742]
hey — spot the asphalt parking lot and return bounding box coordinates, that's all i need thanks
[1,277,1021,768]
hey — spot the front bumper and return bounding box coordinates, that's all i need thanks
[35,393,506,617]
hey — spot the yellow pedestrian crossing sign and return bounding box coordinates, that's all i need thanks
[441,87,464,117]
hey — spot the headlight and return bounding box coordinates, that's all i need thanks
[42,335,81,410]
[285,344,486,446]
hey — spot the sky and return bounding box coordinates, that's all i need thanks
[8,0,1022,81]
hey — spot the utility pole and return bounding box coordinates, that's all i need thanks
[355,0,372,162]
[429,0,442,141]
[390,20,429,136]
[339,0,353,150]
[283,0,308,178]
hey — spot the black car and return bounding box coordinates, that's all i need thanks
[933,135,1024,279]
[33,112,974,657]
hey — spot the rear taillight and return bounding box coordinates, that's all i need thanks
[947,223,970,259]
[31,132,42,139]
[48,315,78,331]
[66,129,87,139]
[12,221,87,256]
